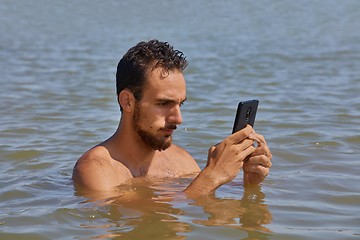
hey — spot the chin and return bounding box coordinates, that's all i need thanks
[159,138,172,151]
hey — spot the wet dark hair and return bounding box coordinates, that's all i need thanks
[116,39,188,112]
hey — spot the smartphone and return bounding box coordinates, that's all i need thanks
[232,100,259,133]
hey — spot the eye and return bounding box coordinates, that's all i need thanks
[159,101,170,106]
[157,100,171,107]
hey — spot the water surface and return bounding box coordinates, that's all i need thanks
[1,0,360,239]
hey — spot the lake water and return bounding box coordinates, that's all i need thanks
[1,0,360,239]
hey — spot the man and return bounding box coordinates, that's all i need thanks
[72,40,272,198]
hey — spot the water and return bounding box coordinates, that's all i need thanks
[1,0,360,239]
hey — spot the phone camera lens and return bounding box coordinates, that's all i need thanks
[246,107,252,121]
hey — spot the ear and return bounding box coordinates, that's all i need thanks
[118,89,135,112]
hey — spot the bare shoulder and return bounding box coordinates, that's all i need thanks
[72,146,132,191]
[166,144,201,174]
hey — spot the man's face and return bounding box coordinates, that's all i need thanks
[132,68,186,151]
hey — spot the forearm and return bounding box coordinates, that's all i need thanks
[184,168,222,198]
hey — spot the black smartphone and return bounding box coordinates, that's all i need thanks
[232,100,259,134]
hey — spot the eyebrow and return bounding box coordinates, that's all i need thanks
[156,97,187,104]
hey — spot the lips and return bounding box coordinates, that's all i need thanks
[161,125,177,135]
[162,129,174,135]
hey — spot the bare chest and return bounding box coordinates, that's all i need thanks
[146,154,184,178]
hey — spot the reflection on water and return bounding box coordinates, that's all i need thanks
[75,178,272,239]
[193,186,271,233]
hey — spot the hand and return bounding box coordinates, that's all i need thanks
[243,131,272,185]
[205,125,256,187]
[185,125,257,198]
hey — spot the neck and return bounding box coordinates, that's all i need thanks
[106,120,157,177]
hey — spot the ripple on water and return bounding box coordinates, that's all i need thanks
[3,150,43,161]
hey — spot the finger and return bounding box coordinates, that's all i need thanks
[245,155,272,168]
[208,145,216,153]
[232,145,256,163]
[233,138,254,151]
[248,132,267,146]
[227,125,253,144]
[251,145,272,159]
[243,164,270,177]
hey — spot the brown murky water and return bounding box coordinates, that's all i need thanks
[1,1,360,239]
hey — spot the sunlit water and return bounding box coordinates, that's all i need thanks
[1,1,360,239]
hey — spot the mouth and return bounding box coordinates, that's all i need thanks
[161,126,177,136]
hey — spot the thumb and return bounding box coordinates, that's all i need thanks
[208,145,216,154]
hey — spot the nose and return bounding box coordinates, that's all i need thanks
[168,105,183,125]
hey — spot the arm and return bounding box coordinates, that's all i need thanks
[73,158,120,191]
[184,125,255,198]
[72,147,132,191]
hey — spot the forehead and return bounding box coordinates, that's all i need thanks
[142,68,186,99]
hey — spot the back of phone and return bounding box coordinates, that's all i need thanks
[232,100,259,133]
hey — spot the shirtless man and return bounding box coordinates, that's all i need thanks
[72,40,272,198]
